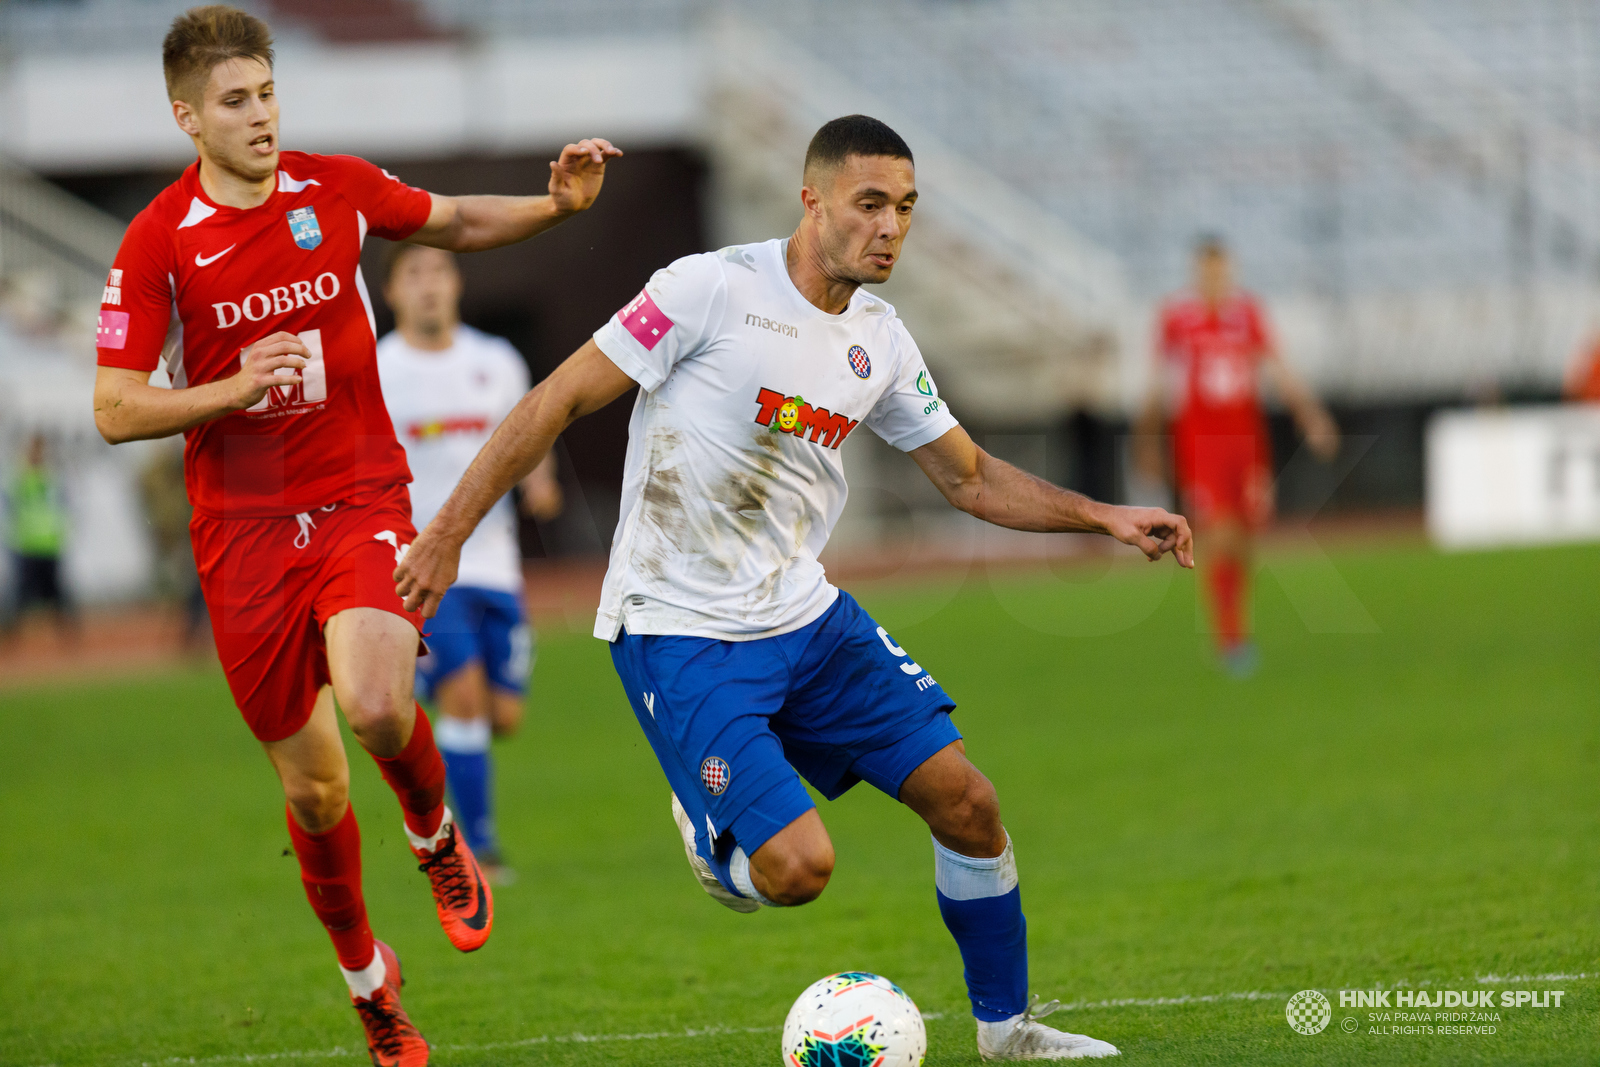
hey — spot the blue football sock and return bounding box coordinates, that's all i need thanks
[934,834,1028,1021]
[434,715,496,854]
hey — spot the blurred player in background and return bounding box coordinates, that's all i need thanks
[89,7,619,1063]
[378,244,562,885]
[3,432,75,643]
[398,114,1194,1062]
[1564,328,1600,403]
[1137,236,1338,676]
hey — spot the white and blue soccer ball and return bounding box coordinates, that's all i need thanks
[781,971,926,1066]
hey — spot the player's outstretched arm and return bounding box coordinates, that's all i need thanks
[395,339,635,617]
[93,333,310,444]
[1263,353,1339,461]
[408,138,624,254]
[911,425,1195,568]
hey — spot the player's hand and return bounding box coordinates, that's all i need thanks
[1305,409,1341,462]
[394,521,461,619]
[1101,504,1195,568]
[231,332,309,410]
[548,138,623,215]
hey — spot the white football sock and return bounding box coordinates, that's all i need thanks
[340,945,386,1000]
[434,715,490,754]
[404,805,454,854]
[729,846,781,907]
[932,832,1017,900]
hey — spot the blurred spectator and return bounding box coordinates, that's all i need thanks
[138,442,209,651]
[1564,331,1600,404]
[4,432,76,643]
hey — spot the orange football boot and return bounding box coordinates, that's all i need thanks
[351,941,429,1067]
[412,818,494,952]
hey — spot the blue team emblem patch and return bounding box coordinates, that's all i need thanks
[700,757,730,796]
[847,345,871,379]
[286,206,322,250]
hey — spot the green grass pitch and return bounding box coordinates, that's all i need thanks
[2,542,1596,1065]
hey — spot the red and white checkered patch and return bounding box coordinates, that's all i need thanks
[700,756,730,796]
[847,345,871,379]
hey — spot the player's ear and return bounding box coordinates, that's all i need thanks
[172,97,201,138]
[799,183,823,220]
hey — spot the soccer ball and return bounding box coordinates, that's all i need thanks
[781,971,926,1066]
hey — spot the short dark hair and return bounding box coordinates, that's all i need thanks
[380,241,455,286]
[1194,233,1229,257]
[804,115,914,181]
[163,6,275,103]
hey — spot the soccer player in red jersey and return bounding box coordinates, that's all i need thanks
[89,8,620,1063]
[1137,236,1338,675]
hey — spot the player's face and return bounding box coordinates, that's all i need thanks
[385,248,462,333]
[813,155,917,286]
[1196,249,1233,303]
[179,57,279,183]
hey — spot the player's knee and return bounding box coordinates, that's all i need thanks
[944,775,1005,856]
[490,697,523,738]
[760,842,836,906]
[340,688,410,748]
[283,775,348,832]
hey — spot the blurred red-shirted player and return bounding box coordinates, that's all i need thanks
[90,8,620,1063]
[1138,237,1338,675]
[1565,333,1600,404]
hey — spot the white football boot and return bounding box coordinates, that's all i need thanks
[976,996,1120,1060]
[670,793,758,913]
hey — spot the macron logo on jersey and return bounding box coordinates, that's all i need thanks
[619,289,674,351]
[753,387,860,449]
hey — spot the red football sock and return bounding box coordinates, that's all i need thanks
[373,704,447,839]
[1208,556,1248,649]
[286,804,374,972]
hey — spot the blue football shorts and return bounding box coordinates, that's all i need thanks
[610,590,960,863]
[417,585,533,699]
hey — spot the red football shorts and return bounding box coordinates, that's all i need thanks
[192,484,423,743]
[1175,432,1273,528]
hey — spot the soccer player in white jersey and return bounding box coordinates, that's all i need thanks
[377,244,562,883]
[397,116,1193,1061]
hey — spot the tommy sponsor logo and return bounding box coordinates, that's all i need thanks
[744,312,797,338]
[618,288,674,351]
[753,388,859,449]
[700,756,730,796]
[286,206,322,250]
[406,415,489,441]
[213,272,340,328]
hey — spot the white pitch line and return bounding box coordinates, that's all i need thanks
[98,975,1594,1067]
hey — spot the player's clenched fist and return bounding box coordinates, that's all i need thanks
[1102,505,1196,568]
[393,523,460,619]
[231,332,310,410]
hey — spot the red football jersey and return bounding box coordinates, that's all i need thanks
[96,152,433,518]
[1157,292,1273,441]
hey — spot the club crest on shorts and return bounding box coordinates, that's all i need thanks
[847,345,871,379]
[700,756,730,796]
[286,206,322,250]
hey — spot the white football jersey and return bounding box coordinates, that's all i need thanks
[592,238,959,642]
[377,324,529,594]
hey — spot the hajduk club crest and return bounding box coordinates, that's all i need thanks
[847,345,871,379]
[700,757,730,796]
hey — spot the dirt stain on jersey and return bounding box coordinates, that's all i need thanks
[638,428,686,582]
